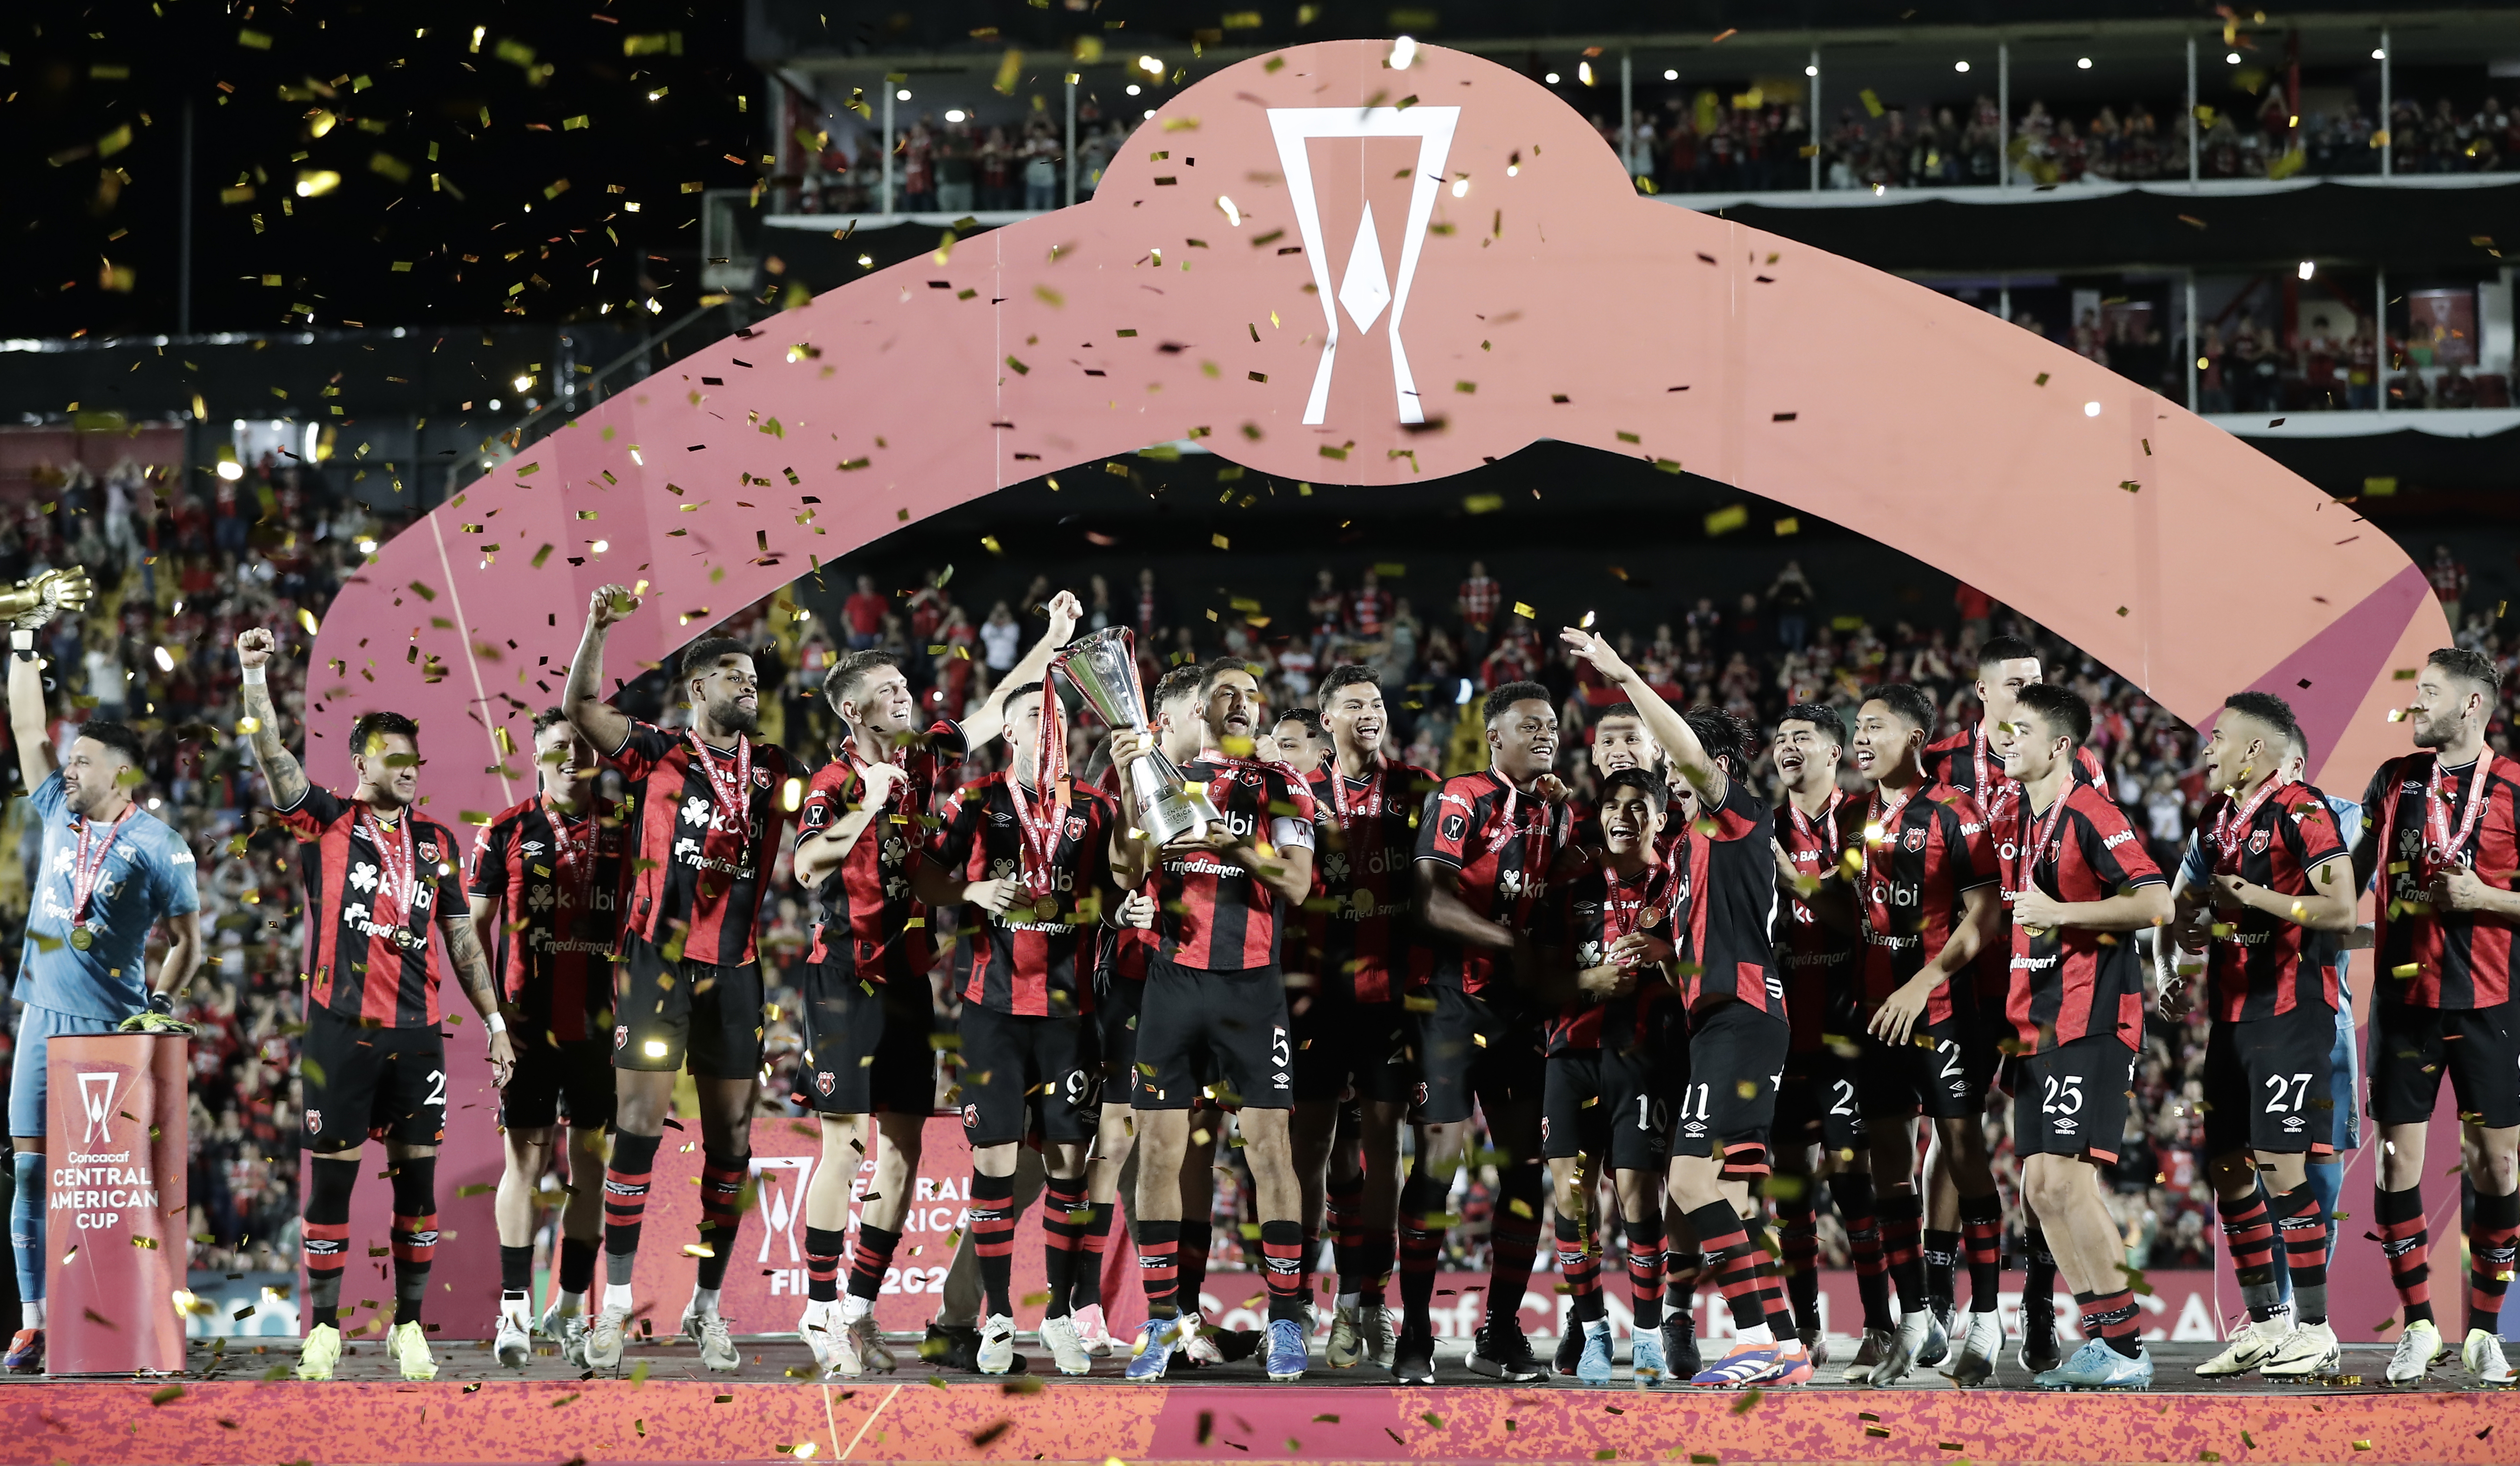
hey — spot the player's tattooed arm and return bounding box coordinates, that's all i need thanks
[438,904,518,1085]
[234,628,310,810]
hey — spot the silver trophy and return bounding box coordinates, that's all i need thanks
[1053,627,1219,846]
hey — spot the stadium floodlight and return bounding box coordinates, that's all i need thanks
[1664,69,1679,81]
[2298,260,2316,281]
[1955,61,1971,73]
[1391,36,1419,70]
[1544,72,1561,84]
[2077,57,2094,70]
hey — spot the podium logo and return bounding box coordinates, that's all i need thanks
[1266,105,1460,427]
[751,1155,813,1265]
[76,1071,118,1145]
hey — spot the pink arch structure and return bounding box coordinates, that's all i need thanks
[304,40,2443,1326]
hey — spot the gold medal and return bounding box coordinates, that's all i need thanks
[1034,897,1060,923]
[68,926,92,952]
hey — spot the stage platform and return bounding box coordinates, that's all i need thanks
[2,1338,2513,1466]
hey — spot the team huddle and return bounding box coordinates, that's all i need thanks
[178,582,2516,1392]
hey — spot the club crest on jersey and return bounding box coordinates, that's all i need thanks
[1066,815,1088,841]
[2249,829,2273,855]
[305,1109,322,1134]
[816,1071,835,1096]
[753,769,773,789]
[614,1024,630,1049]
[1903,828,1927,852]
[418,840,440,862]
[962,1103,981,1128]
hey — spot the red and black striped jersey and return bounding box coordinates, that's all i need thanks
[1675,775,1788,1020]
[1831,782,1997,1024]
[797,723,967,983]
[1303,759,1439,1004]
[2359,751,2520,1010]
[275,786,468,1030]
[465,794,628,1043]
[1539,852,1679,1056]
[2006,781,2165,1053]
[1153,757,1319,972]
[1925,726,2109,804]
[1416,769,1571,999]
[933,775,1117,1016]
[600,718,799,967]
[1774,789,1856,1055]
[2198,780,2348,1021]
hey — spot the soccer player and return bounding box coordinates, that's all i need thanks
[1298,664,1434,1370]
[928,678,1127,1374]
[236,628,516,1382]
[1921,635,2111,799]
[2000,682,2170,1391]
[565,587,799,1374]
[1835,685,2005,1386]
[1765,703,1892,1377]
[2347,647,2520,1387]
[468,709,627,1368]
[2163,693,2355,1380]
[1536,768,1678,1385]
[1272,707,1331,774]
[791,593,1081,1377]
[2,605,202,1373]
[1560,628,1809,1388]
[1108,658,1318,1384]
[1398,678,1567,1386]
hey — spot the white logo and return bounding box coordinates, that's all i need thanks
[1267,105,1460,425]
[682,796,713,828]
[348,861,378,893]
[752,1155,815,1263]
[76,1071,117,1144]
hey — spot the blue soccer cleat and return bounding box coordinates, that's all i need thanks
[1630,1325,1669,1385]
[2033,1338,2154,1391]
[1265,1317,1308,1381]
[1125,1315,1188,1382]
[1576,1320,1614,1385]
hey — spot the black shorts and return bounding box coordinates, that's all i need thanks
[958,1004,1099,1147]
[301,1008,446,1151]
[501,1036,617,1131]
[802,963,938,1116]
[1667,1000,1790,1176]
[1856,1011,1995,1121]
[1405,983,1545,1127]
[612,934,765,1080]
[1097,970,1144,1086]
[1774,1045,1868,1159]
[2202,1005,2340,1158]
[1293,995,1413,1106]
[1542,1049,1668,1173]
[2368,998,2520,1129]
[1134,957,1293,1111]
[2012,1034,2136,1163]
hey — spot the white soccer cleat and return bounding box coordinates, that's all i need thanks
[1327,1303,1368,1369]
[584,1307,629,1371]
[2260,1321,2342,1379]
[2197,1315,2289,1377]
[2464,1328,2516,1387]
[682,1304,740,1372]
[1946,1309,2002,1387]
[976,1313,1018,1375]
[1040,1314,1094,1376]
[494,1310,532,1370]
[2387,1318,2443,1385]
[295,1322,342,1381]
[798,1300,841,1376]
[1071,1303,1121,1358]
[389,1319,439,1381]
[1181,1311,1227,1367]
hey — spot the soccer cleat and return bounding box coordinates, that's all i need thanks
[2018,1304,2063,1376]
[848,1311,898,1372]
[1328,1303,1369,1369]
[2261,1321,2342,1379]
[494,1310,532,1370]
[1466,1319,1547,1382]
[584,1308,629,1371]
[1554,1324,1585,1377]
[1947,1309,2002,1387]
[922,1322,980,1372]
[1690,1339,1813,1389]
[1265,1317,1308,1381]
[1070,1303,1120,1358]
[1631,1326,1669,1385]
[1040,1315,1093,1377]
[2034,1338,2153,1391]
[1870,1310,1941,1386]
[1392,1320,1437,1385]
[1841,1327,1889,1385]
[1576,1319,1615,1386]
[1920,1299,1954,1368]
[389,1320,439,1381]
[1798,1325,1832,1373]
[2464,1328,2516,1387]
[1181,1311,1227,1367]
[2387,1318,2442,1385]
[798,1300,841,1376]
[293,1323,339,1381]
[1661,1311,1702,1381]
[1,1329,40,1374]
[2197,1315,2288,1377]
[1358,1303,1396,1369]
[975,1313,1017,1375]
[683,1305,740,1372]
[1124,1315,1188,1382]
[540,1303,588,1367]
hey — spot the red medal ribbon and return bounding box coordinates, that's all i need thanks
[1786,786,1844,854]
[359,803,416,935]
[1000,692,1069,898]
[1859,783,1919,892]
[686,730,756,844]
[2425,755,2493,874]
[66,804,135,927]
[1328,754,1385,827]
[545,795,595,912]
[2018,783,2076,899]
[2211,773,2294,871]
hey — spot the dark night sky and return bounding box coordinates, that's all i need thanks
[4,0,766,341]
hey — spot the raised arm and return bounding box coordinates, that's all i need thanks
[1560,628,1725,804]
[7,631,54,790]
[234,628,309,810]
[437,901,516,1087]
[960,590,1081,750]
[565,584,640,758]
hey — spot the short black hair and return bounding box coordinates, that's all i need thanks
[2219,690,2298,745]
[1861,682,1938,733]
[349,709,421,759]
[999,679,1045,709]
[2014,682,2091,747]
[1978,634,2040,671]
[1484,680,1552,723]
[1275,707,1326,741]
[1684,707,1751,768]
[678,635,752,691]
[531,706,571,739]
[823,649,899,715]
[1319,663,1381,704]
[1151,664,1205,716]
[1601,766,1669,809]
[1776,701,1845,746]
[2428,646,2503,698]
[74,719,146,767]
[1594,701,1643,724]
[1196,655,1257,700]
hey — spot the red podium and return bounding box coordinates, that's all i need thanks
[43,1033,188,1375]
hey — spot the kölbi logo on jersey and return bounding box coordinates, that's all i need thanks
[76,1071,117,1145]
[1267,105,1459,426]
